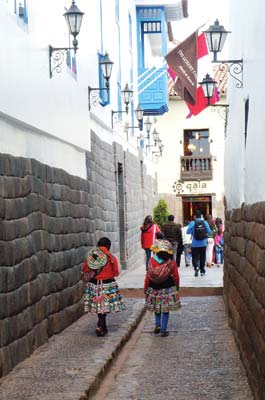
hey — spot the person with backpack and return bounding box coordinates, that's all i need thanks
[81,237,125,336]
[187,210,212,277]
[144,239,181,337]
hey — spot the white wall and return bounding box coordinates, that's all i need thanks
[0,0,159,179]
[224,0,265,209]
[156,98,225,204]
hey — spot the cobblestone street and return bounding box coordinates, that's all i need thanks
[102,297,253,400]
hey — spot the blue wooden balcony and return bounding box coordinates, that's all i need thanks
[138,67,168,115]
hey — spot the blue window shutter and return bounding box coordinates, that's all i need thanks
[98,53,110,106]
[23,0,28,24]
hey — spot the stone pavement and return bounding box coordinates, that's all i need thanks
[0,299,145,400]
[105,297,253,400]
[0,265,250,400]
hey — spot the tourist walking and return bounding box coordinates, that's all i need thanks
[141,215,160,270]
[161,215,182,264]
[205,214,217,268]
[144,239,181,337]
[182,220,192,267]
[81,237,125,336]
[187,210,212,277]
[214,231,224,267]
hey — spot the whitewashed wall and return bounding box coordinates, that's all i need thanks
[224,0,265,209]
[156,97,225,201]
[0,0,157,180]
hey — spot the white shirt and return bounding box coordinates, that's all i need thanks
[182,226,192,245]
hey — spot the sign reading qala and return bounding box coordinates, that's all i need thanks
[173,180,207,194]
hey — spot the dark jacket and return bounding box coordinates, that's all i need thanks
[161,221,182,243]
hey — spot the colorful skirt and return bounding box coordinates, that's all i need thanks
[83,280,125,314]
[145,286,181,313]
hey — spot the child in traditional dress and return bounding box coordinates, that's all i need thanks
[81,237,125,336]
[144,239,181,337]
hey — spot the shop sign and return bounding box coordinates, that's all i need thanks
[173,180,207,195]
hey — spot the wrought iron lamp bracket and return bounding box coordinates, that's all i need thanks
[111,110,128,128]
[88,86,109,111]
[49,45,76,78]
[212,59,243,88]
[211,104,229,134]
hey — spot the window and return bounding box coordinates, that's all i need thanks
[137,7,164,69]
[183,129,210,156]
[244,98,249,147]
[115,0,119,22]
[98,52,110,106]
[14,0,28,24]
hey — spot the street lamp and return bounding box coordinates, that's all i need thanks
[88,52,114,110]
[199,73,229,127]
[135,104,144,124]
[204,20,230,63]
[123,104,145,135]
[49,0,84,78]
[152,127,160,145]
[199,74,217,106]
[144,117,152,139]
[111,83,134,127]
[203,19,243,88]
[122,83,133,113]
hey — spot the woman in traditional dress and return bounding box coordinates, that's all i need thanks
[81,237,125,336]
[144,239,181,337]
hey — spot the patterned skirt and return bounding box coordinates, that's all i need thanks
[83,280,125,314]
[145,286,181,313]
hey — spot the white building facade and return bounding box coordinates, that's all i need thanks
[223,1,265,398]
[156,91,226,224]
[0,0,188,376]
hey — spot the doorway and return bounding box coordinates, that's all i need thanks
[117,163,126,270]
[182,196,212,223]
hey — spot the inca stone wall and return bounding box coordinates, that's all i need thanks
[0,132,157,377]
[224,202,265,400]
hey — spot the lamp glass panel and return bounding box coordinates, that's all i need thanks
[65,13,83,36]
[144,118,152,134]
[122,84,133,105]
[218,32,228,52]
[135,105,144,122]
[206,81,215,98]
[100,61,113,80]
[152,129,159,142]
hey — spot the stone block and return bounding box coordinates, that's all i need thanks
[0,346,12,377]
[32,320,48,350]
[254,276,265,308]
[46,293,60,315]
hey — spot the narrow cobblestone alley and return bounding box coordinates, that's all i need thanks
[96,297,253,400]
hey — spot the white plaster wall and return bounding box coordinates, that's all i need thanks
[225,0,265,209]
[0,0,90,150]
[0,0,159,179]
[0,112,87,178]
[156,97,225,203]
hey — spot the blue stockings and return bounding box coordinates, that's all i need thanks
[155,312,169,333]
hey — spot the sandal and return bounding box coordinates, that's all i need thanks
[154,326,161,334]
